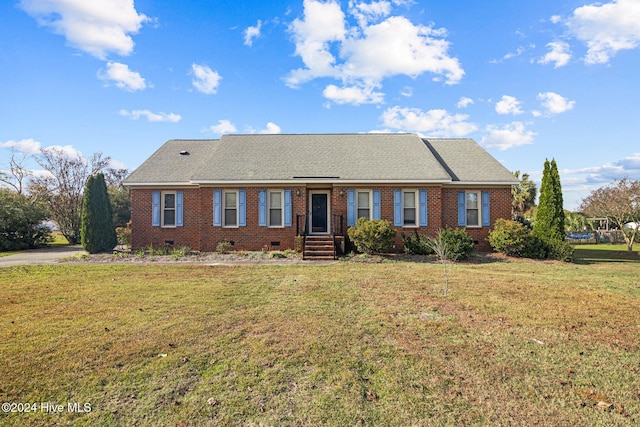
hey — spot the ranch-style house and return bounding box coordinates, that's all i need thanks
[123,133,519,259]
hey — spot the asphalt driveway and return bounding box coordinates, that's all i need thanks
[0,246,86,267]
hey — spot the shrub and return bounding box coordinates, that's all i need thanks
[401,231,434,255]
[115,224,132,247]
[216,241,233,254]
[438,227,474,260]
[347,217,397,254]
[487,219,532,257]
[171,246,192,258]
[0,189,51,250]
[489,218,573,261]
[521,234,549,259]
[547,239,574,262]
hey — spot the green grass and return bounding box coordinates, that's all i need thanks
[0,251,20,258]
[574,243,640,264]
[1,260,639,426]
[50,231,70,246]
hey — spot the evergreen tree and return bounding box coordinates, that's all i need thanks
[534,159,565,241]
[549,159,565,238]
[81,173,117,253]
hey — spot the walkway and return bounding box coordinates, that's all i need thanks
[0,246,86,267]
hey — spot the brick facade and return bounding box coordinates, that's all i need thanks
[130,185,513,253]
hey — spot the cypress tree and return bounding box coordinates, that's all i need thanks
[81,173,117,253]
[550,159,565,238]
[534,158,565,242]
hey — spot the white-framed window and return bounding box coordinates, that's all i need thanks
[465,191,480,227]
[223,191,238,227]
[162,192,176,227]
[403,190,417,227]
[357,190,371,220]
[268,190,283,227]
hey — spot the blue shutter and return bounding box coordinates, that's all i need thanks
[372,190,381,220]
[152,191,160,227]
[347,189,356,226]
[176,191,184,227]
[419,189,428,226]
[284,190,292,227]
[482,191,490,227]
[238,190,246,227]
[213,190,221,227]
[394,189,402,226]
[457,191,466,226]
[258,190,267,226]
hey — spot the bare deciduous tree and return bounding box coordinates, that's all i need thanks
[29,147,111,244]
[0,149,33,194]
[579,177,640,251]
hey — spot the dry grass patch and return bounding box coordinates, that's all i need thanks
[0,260,638,426]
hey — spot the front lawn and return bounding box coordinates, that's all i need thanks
[1,260,638,426]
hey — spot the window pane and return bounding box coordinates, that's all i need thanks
[466,192,478,209]
[357,192,369,208]
[404,191,415,208]
[163,210,175,226]
[164,193,175,209]
[270,192,282,208]
[270,209,282,226]
[225,209,237,226]
[467,209,479,226]
[357,208,370,219]
[404,208,416,225]
[225,192,236,208]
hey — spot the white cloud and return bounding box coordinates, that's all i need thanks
[559,153,640,209]
[400,86,413,97]
[98,61,147,91]
[481,122,535,151]
[256,122,282,134]
[537,92,575,114]
[287,0,347,86]
[210,119,237,134]
[381,106,478,137]
[119,109,181,123]
[495,95,523,115]
[191,64,222,95]
[340,16,464,84]
[539,41,572,68]
[457,97,474,108]
[564,152,640,182]
[286,0,464,104]
[44,144,83,158]
[244,20,262,47]
[566,0,640,64]
[19,0,149,59]
[349,0,392,27]
[490,46,525,63]
[323,83,384,105]
[0,138,42,155]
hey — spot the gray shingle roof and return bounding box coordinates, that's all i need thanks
[423,138,520,183]
[124,134,518,186]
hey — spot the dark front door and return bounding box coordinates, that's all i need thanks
[311,193,328,233]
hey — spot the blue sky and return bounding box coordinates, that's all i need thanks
[2,0,640,210]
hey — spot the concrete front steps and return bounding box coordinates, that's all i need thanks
[303,235,336,260]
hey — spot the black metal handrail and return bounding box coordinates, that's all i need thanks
[331,214,344,237]
[296,214,308,237]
